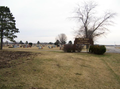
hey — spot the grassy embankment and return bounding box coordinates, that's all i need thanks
[0,46,120,89]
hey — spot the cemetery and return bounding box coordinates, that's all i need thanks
[0,2,120,89]
[0,44,120,89]
[1,38,120,89]
[0,38,120,89]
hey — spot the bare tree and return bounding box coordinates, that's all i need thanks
[56,33,67,45]
[74,1,116,41]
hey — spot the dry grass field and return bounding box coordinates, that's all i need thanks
[0,46,120,89]
[116,47,120,49]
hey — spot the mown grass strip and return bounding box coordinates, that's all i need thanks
[101,58,120,83]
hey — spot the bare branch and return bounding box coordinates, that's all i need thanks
[93,12,116,32]
[73,1,116,41]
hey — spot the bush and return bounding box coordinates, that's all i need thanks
[75,44,84,52]
[63,44,72,52]
[89,45,106,55]
[63,44,83,52]
[29,43,32,47]
[71,45,76,52]
[89,45,94,53]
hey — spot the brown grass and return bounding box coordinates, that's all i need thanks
[116,47,120,49]
[0,46,120,89]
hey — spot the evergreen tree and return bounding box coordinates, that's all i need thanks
[37,41,40,44]
[54,40,60,46]
[0,6,19,50]
[25,41,28,44]
[68,41,72,44]
[19,40,24,44]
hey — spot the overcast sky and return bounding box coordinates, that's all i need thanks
[1,0,120,45]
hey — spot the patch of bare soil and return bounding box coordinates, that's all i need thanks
[0,51,38,68]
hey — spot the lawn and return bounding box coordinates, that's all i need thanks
[0,46,120,89]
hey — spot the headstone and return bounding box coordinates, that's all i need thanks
[25,44,27,48]
[37,44,39,47]
[52,45,56,48]
[12,45,14,48]
[48,46,51,49]
[13,44,17,48]
[39,46,42,49]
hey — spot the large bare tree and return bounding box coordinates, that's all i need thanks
[56,33,67,45]
[74,1,116,41]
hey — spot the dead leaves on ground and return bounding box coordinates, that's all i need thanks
[0,51,39,68]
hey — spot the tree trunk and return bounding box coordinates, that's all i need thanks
[85,26,89,49]
[85,27,88,38]
[0,30,3,50]
[86,43,89,50]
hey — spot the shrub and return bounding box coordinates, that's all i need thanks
[9,47,13,48]
[71,45,76,52]
[63,44,72,52]
[29,43,32,47]
[89,45,94,53]
[63,44,83,52]
[75,44,84,52]
[89,45,106,55]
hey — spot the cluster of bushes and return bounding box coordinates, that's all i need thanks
[89,45,106,55]
[63,44,83,52]
[63,44,106,54]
